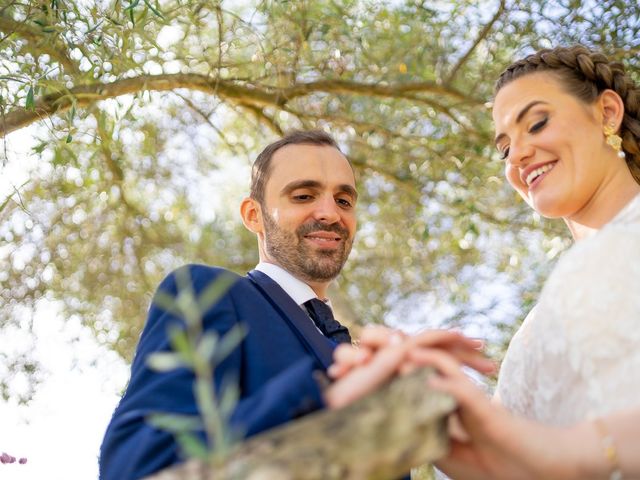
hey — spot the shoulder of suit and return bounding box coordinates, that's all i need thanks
[156,264,248,294]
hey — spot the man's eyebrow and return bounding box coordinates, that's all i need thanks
[281,180,322,195]
[494,100,548,147]
[338,184,358,200]
[281,180,358,199]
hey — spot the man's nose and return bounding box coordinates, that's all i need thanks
[313,194,341,224]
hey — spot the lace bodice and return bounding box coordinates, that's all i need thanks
[497,194,640,425]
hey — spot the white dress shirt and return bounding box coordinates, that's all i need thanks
[254,262,332,334]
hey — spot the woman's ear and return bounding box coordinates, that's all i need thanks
[599,89,625,129]
[240,197,264,234]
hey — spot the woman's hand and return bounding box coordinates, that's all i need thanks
[328,325,495,380]
[420,349,601,480]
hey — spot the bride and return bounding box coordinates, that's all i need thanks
[333,45,640,479]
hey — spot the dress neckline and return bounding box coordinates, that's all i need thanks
[606,192,640,228]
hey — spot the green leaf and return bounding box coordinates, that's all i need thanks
[65,134,72,143]
[152,291,181,317]
[195,331,219,362]
[167,325,194,365]
[212,324,247,365]
[197,272,237,314]
[147,413,202,433]
[32,142,47,155]
[0,193,14,213]
[174,266,196,303]
[124,0,140,11]
[146,351,187,372]
[175,432,209,460]
[143,0,165,19]
[25,86,35,110]
[218,375,240,418]
[52,147,66,166]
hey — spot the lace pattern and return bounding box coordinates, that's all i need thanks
[497,194,640,425]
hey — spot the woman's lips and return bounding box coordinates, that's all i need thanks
[522,161,557,188]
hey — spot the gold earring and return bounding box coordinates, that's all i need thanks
[604,124,626,159]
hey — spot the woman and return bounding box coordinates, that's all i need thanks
[333,45,640,479]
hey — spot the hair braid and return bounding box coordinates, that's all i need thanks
[496,45,640,182]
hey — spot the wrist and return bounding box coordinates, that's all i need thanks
[517,422,600,480]
[567,421,621,480]
[591,418,623,480]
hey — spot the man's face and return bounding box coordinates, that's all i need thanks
[258,144,357,284]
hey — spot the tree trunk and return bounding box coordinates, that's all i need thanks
[146,369,453,480]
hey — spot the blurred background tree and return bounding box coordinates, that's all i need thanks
[1,0,638,400]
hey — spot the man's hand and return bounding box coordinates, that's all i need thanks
[323,333,410,409]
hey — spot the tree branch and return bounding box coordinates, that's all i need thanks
[283,78,477,104]
[145,368,454,480]
[173,92,252,158]
[240,103,284,136]
[444,0,507,85]
[1,73,482,136]
[0,14,78,73]
[0,74,269,136]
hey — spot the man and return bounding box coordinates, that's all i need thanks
[99,130,489,480]
[100,130,367,479]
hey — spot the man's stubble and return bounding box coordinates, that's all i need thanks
[261,211,353,283]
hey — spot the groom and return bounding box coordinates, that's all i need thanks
[99,130,405,480]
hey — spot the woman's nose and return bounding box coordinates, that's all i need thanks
[507,138,535,167]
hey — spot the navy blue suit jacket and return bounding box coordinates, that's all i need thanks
[99,265,336,480]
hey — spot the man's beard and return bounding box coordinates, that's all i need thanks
[262,212,353,283]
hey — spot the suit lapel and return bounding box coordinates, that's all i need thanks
[247,270,334,369]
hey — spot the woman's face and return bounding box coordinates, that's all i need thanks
[492,72,613,219]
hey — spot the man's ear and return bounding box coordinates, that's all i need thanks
[240,197,264,234]
[599,89,625,129]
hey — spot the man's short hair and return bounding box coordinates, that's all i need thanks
[250,130,345,204]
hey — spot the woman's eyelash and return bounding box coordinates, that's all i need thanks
[529,117,548,133]
[498,117,547,160]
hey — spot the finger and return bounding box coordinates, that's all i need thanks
[448,413,470,442]
[447,348,497,375]
[436,442,490,480]
[428,370,492,420]
[325,342,408,409]
[408,336,497,375]
[359,326,406,350]
[333,343,371,365]
[410,329,484,350]
[327,362,348,379]
[398,359,419,376]
[408,348,466,379]
[328,346,372,379]
[411,349,494,416]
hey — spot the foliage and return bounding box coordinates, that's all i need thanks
[0,0,639,398]
[146,267,246,463]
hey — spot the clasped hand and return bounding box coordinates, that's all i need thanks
[323,326,495,409]
[322,327,600,480]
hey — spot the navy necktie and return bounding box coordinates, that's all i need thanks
[304,298,352,344]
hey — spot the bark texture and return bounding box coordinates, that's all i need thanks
[146,368,453,480]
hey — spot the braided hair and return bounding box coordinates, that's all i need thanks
[495,45,640,183]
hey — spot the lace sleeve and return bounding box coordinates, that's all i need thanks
[535,224,640,415]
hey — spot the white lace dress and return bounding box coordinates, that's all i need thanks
[496,194,640,425]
